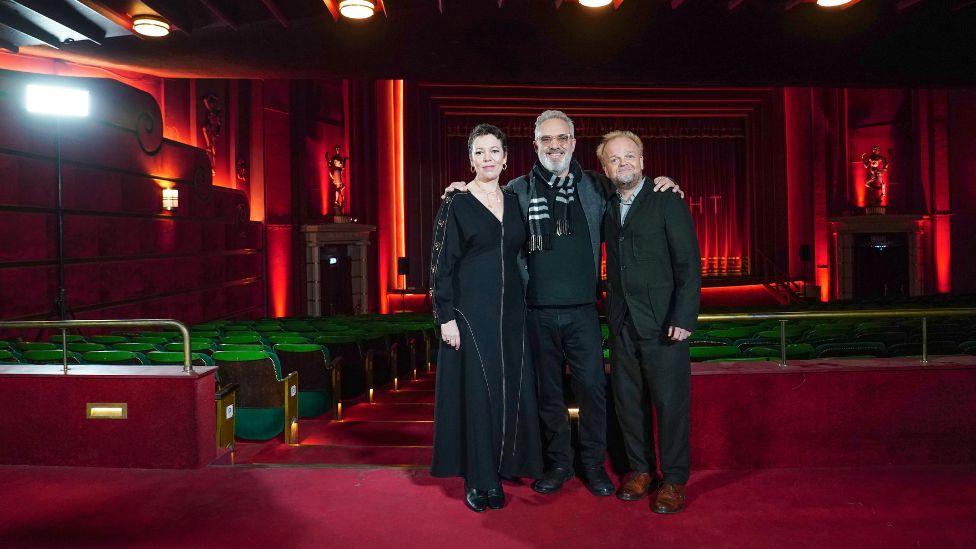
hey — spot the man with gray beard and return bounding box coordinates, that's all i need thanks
[599,130,701,514]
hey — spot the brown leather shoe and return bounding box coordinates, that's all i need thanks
[617,472,654,501]
[652,483,686,514]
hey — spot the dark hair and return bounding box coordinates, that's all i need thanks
[467,123,508,156]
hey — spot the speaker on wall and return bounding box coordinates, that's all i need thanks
[799,245,811,262]
[397,257,410,276]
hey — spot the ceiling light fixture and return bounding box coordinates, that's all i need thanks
[816,0,854,6]
[339,0,375,19]
[132,15,170,37]
[579,0,613,6]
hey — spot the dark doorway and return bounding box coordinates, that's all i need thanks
[320,246,353,315]
[853,233,909,299]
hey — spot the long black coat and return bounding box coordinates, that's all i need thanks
[429,191,543,487]
[603,182,702,339]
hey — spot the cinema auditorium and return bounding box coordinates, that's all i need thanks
[0,1,974,547]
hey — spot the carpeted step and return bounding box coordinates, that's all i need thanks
[396,376,436,391]
[296,420,434,446]
[341,403,434,422]
[245,443,432,467]
[371,390,435,404]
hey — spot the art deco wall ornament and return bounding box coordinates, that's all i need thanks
[329,145,351,223]
[861,145,889,215]
[201,93,223,176]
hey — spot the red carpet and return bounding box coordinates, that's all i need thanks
[1,464,974,548]
[3,360,976,547]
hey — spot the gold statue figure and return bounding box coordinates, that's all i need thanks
[861,145,888,213]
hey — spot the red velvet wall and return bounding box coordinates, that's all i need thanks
[948,90,976,295]
[0,70,264,323]
[784,88,815,283]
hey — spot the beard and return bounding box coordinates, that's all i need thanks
[538,148,571,174]
[612,169,640,190]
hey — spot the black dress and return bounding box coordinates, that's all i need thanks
[429,191,543,489]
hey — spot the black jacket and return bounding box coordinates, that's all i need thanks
[603,180,702,338]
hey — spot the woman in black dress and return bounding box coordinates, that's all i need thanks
[429,124,543,512]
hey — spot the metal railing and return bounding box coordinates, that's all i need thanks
[697,307,976,366]
[0,319,194,374]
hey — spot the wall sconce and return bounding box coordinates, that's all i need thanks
[162,188,179,210]
[87,403,127,419]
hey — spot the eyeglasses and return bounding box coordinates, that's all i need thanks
[537,134,572,146]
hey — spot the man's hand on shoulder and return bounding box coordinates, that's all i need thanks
[652,176,685,198]
[441,181,469,199]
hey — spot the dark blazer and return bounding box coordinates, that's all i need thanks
[603,179,702,339]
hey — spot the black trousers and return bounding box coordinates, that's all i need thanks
[610,309,691,484]
[527,304,607,470]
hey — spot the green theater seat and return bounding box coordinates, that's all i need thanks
[705,327,756,340]
[114,342,160,353]
[0,349,20,363]
[47,334,86,344]
[164,340,214,354]
[221,333,263,345]
[960,341,976,355]
[132,336,168,345]
[89,335,128,345]
[275,343,335,419]
[212,350,298,443]
[222,324,255,332]
[690,345,739,362]
[146,351,215,366]
[22,349,81,364]
[191,330,221,339]
[814,342,886,359]
[67,342,107,353]
[745,343,815,360]
[18,342,60,352]
[266,335,310,345]
[84,350,147,365]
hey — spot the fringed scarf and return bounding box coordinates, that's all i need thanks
[527,159,583,253]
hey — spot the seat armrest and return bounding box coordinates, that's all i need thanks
[215,383,238,400]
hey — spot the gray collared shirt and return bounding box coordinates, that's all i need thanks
[617,177,646,224]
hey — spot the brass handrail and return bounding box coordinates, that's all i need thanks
[696,307,976,366]
[0,319,194,374]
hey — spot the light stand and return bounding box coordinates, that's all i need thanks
[25,83,90,323]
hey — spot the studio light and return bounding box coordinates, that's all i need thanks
[339,0,375,19]
[579,0,613,7]
[25,84,90,117]
[816,0,853,6]
[132,15,170,37]
[24,82,91,321]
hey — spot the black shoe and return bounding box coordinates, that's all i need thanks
[532,467,574,494]
[486,487,505,509]
[464,486,488,513]
[582,466,615,496]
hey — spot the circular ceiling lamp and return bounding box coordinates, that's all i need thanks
[816,0,854,6]
[132,15,170,37]
[339,0,375,19]
[579,0,613,6]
